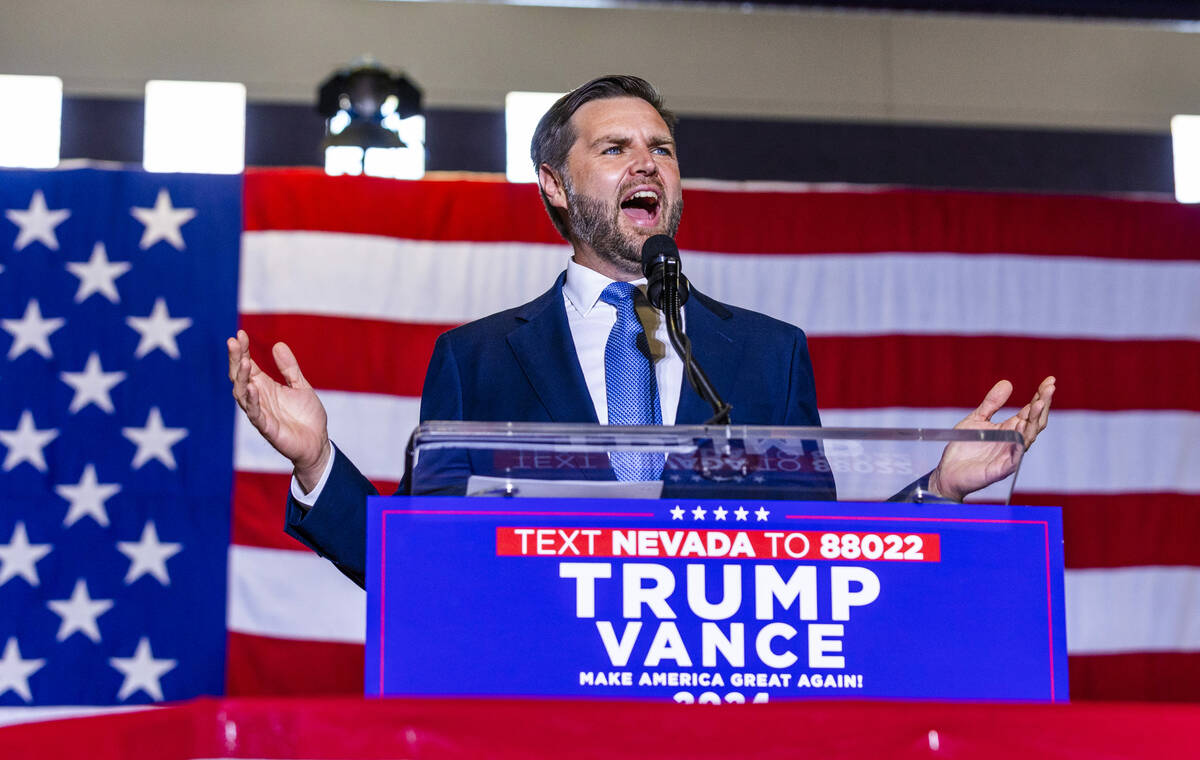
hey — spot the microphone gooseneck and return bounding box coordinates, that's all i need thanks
[639,235,731,425]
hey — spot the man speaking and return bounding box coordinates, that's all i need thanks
[227,75,1055,586]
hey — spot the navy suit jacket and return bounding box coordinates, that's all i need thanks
[284,273,822,586]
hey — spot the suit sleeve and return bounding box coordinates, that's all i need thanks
[282,333,466,587]
[284,447,378,588]
[784,328,837,500]
[404,333,474,495]
[783,328,823,427]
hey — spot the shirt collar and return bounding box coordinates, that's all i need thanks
[564,257,648,316]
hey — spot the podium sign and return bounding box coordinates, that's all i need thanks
[367,496,1067,702]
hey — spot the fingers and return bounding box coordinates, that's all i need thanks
[245,373,262,422]
[969,379,1014,423]
[1021,376,1056,449]
[227,332,251,409]
[1035,376,1055,429]
[228,330,273,415]
[227,330,255,380]
[272,342,311,390]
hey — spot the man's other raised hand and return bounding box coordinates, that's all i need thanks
[227,329,331,493]
[927,376,1056,503]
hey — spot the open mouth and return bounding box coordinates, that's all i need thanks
[620,188,661,225]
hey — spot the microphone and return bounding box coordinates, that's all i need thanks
[640,234,689,310]
[638,235,731,425]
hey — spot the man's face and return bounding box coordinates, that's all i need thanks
[554,96,683,276]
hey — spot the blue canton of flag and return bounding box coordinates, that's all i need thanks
[0,168,239,706]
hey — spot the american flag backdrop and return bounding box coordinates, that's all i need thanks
[2,166,1198,711]
[0,168,239,715]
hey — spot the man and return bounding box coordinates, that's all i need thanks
[228,75,1055,586]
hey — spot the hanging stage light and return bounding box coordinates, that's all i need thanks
[317,58,424,178]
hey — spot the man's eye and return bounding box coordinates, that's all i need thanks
[653,147,673,156]
[603,146,622,154]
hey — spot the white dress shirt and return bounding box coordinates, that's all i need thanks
[561,258,683,426]
[293,258,684,505]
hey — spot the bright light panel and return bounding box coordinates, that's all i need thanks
[379,113,425,180]
[325,145,365,176]
[144,80,245,174]
[505,91,563,183]
[0,75,62,168]
[324,115,425,180]
[1172,115,1200,203]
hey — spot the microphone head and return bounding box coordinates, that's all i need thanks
[640,234,679,277]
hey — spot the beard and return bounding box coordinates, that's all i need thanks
[564,178,682,276]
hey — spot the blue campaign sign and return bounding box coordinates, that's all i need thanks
[366,497,1067,703]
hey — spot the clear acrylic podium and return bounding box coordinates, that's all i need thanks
[379,422,1066,702]
[408,422,1026,504]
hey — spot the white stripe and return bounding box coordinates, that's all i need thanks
[226,547,1200,656]
[687,251,1200,340]
[1065,566,1200,654]
[236,395,1200,495]
[240,231,568,323]
[822,408,1200,495]
[234,391,420,481]
[227,544,364,643]
[0,706,148,728]
[240,232,1200,340]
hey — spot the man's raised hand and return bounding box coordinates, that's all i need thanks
[927,376,1056,502]
[227,329,331,492]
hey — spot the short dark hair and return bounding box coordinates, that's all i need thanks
[530,75,677,240]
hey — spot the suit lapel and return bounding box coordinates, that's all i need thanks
[675,292,743,424]
[507,273,599,423]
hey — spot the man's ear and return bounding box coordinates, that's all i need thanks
[538,163,568,212]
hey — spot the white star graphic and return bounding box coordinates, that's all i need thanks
[60,353,126,414]
[734,507,749,521]
[0,410,59,472]
[110,637,176,702]
[126,298,191,359]
[56,463,121,528]
[5,190,70,251]
[0,522,52,588]
[122,407,188,469]
[713,506,729,521]
[47,579,114,643]
[755,507,771,522]
[117,522,182,586]
[670,505,685,520]
[2,299,65,360]
[130,189,196,250]
[0,638,45,703]
[691,505,707,520]
[66,242,131,303]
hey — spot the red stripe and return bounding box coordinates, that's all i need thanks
[237,313,1200,412]
[225,631,362,696]
[1014,492,1200,569]
[232,471,401,552]
[244,169,562,244]
[234,471,1200,569]
[239,313,448,398]
[245,168,1200,259]
[231,471,311,552]
[1069,652,1200,702]
[811,335,1200,412]
[225,631,1200,704]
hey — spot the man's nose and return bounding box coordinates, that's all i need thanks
[629,147,659,175]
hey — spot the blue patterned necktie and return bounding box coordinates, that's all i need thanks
[599,282,664,481]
